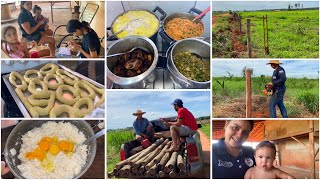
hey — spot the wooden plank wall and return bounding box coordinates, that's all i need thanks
[264,120,319,179]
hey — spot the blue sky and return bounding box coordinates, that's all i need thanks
[213,1,319,11]
[212,60,319,78]
[107,91,210,129]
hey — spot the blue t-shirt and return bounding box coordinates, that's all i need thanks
[212,138,255,179]
[81,30,101,58]
[18,8,41,42]
[272,66,286,92]
[133,118,151,135]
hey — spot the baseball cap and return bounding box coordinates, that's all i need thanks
[171,99,183,106]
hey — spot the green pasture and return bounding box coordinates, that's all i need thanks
[107,129,135,173]
[212,9,319,58]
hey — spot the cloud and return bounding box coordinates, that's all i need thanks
[212,1,319,11]
[107,91,210,129]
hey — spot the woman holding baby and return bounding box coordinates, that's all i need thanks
[18,1,55,56]
[212,120,294,179]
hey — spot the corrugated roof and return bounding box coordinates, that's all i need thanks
[212,120,265,142]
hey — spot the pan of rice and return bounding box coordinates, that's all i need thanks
[3,120,97,179]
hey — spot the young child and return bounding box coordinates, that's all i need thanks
[33,5,49,32]
[245,141,295,179]
[1,25,29,58]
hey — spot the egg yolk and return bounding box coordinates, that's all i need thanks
[49,144,60,155]
[25,137,75,162]
[38,141,50,151]
[58,141,69,151]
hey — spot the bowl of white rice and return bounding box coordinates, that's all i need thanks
[4,120,97,179]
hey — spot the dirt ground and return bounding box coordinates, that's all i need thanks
[198,130,210,179]
[212,13,250,58]
[213,95,317,118]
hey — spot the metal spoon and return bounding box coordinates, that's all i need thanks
[76,129,105,149]
[107,46,150,58]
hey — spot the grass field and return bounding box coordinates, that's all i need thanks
[212,76,319,117]
[200,124,210,138]
[213,9,319,58]
[107,129,135,173]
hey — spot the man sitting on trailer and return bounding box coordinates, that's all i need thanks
[132,109,154,142]
[161,99,198,152]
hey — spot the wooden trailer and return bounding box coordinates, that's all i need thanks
[212,120,319,179]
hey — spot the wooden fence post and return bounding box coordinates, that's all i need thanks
[239,15,242,33]
[246,19,252,58]
[266,15,269,54]
[246,69,252,118]
[309,120,315,179]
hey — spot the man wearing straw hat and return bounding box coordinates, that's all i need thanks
[132,109,154,142]
[267,60,288,118]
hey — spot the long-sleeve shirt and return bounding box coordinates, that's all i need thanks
[272,66,286,91]
[133,118,152,135]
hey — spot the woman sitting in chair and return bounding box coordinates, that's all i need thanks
[18,1,55,56]
[66,20,101,58]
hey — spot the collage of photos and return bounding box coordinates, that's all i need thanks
[0,0,319,179]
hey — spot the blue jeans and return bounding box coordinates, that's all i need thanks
[269,90,288,118]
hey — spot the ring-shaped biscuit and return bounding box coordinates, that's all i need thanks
[73,97,94,117]
[81,81,105,108]
[28,79,48,94]
[95,90,105,108]
[15,88,39,118]
[33,91,55,116]
[56,85,80,105]
[23,69,43,83]
[56,69,79,85]
[28,91,53,107]
[9,71,28,91]
[49,105,79,118]
[74,80,96,100]
[44,74,64,90]
[39,63,59,75]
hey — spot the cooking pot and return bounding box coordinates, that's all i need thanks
[4,120,97,179]
[167,38,210,89]
[107,36,158,89]
[160,7,205,44]
[107,6,166,42]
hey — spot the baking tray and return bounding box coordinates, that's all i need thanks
[2,63,105,118]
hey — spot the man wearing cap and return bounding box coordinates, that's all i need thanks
[267,60,288,118]
[161,99,198,152]
[133,109,154,142]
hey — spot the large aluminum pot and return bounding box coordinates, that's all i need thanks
[107,7,166,42]
[4,120,97,179]
[160,8,205,43]
[107,36,159,89]
[167,38,210,89]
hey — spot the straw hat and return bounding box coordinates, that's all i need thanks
[266,60,283,65]
[133,109,146,116]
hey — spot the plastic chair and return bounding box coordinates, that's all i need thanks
[53,3,99,48]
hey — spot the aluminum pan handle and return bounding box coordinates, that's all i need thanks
[159,29,175,45]
[152,6,167,21]
[189,8,205,19]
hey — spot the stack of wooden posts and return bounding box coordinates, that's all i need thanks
[108,138,188,178]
